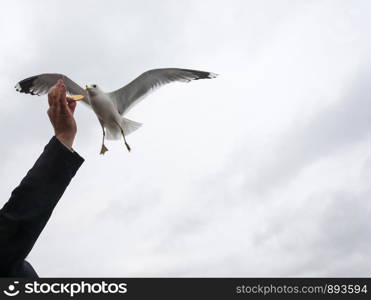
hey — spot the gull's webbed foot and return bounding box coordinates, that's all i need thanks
[100,144,109,155]
[125,142,131,152]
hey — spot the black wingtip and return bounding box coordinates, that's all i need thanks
[207,72,218,79]
[15,76,39,95]
[180,69,218,80]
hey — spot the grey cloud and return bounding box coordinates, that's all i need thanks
[250,66,371,192]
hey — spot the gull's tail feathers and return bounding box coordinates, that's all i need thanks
[105,117,142,140]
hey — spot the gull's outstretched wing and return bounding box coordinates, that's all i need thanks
[109,68,217,115]
[15,73,90,105]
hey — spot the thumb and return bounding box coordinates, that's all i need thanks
[67,98,77,114]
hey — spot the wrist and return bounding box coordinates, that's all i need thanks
[56,133,75,148]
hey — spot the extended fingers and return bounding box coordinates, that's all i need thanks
[48,79,63,106]
[48,79,73,118]
[48,85,57,107]
[58,82,69,114]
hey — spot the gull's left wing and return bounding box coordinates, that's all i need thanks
[15,73,90,105]
[109,68,217,115]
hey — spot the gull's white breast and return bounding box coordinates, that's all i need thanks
[89,93,120,123]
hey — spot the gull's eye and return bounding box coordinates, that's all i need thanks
[92,84,97,88]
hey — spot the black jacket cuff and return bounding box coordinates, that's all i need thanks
[45,137,84,176]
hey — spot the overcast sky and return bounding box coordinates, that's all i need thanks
[1,0,371,276]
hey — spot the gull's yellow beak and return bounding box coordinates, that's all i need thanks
[85,85,91,91]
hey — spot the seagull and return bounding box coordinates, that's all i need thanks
[15,68,217,154]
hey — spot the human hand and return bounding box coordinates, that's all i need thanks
[47,79,77,148]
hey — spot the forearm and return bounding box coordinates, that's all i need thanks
[0,137,84,270]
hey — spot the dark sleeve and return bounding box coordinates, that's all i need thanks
[0,136,84,275]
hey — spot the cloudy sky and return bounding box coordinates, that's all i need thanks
[1,0,371,277]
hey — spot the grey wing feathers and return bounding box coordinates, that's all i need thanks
[15,73,90,105]
[109,68,217,115]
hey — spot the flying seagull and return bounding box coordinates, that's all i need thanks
[15,68,217,154]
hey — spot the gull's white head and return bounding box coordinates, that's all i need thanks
[85,84,102,96]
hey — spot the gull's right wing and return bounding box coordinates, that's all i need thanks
[15,73,90,105]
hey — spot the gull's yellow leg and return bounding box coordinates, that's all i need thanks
[119,127,131,152]
[100,124,109,155]
[113,121,131,152]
